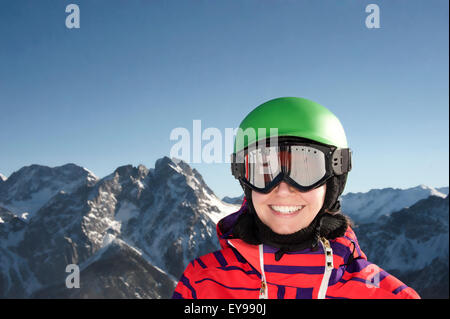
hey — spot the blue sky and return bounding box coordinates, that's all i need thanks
[0,0,448,198]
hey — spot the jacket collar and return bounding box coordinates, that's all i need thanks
[226,238,326,274]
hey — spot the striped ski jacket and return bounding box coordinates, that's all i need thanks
[172,202,420,299]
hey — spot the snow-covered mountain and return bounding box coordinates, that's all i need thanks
[341,185,448,224]
[0,173,6,183]
[355,194,449,298]
[0,164,98,221]
[0,158,239,298]
[436,186,449,195]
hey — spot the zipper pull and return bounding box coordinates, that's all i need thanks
[320,237,334,270]
[259,280,267,299]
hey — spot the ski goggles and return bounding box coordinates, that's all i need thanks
[231,138,352,193]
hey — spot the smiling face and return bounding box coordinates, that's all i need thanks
[251,182,327,235]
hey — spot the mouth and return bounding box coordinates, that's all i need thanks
[269,204,305,217]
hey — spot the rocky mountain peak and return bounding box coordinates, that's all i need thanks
[0,163,98,219]
[113,164,149,183]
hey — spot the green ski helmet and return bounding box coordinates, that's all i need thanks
[231,97,352,213]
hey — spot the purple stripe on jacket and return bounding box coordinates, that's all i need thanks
[218,265,259,276]
[264,264,325,275]
[296,287,313,299]
[213,251,228,267]
[195,278,260,291]
[277,285,285,299]
[262,245,324,255]
[392,284,408,295]
[181,274,197,299]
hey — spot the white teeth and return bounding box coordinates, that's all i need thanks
[270,205,304,214]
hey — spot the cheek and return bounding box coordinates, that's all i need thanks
[305,186,327,206]
[251,191,272,219]
[251,190,269,207]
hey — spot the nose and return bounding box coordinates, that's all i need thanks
[274,181,296,195]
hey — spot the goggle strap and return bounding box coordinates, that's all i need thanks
[231,153,245,179]
[331,148,352,175]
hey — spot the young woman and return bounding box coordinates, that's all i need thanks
[172,97,420,299]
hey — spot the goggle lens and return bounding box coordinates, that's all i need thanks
[244,145,327,189]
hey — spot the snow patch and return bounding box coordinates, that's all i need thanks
[102,233,116,248]
[115,201,140,223]
[201,192,240,224]
[380,232,449,271]
[82,167,98,180]
[2,187,56,219]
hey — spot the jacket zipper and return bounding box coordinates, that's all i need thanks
[258,244,268,299]
[318,237,334,299]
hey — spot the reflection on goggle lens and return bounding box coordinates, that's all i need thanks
[245,146,326,188]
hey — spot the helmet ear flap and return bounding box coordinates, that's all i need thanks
[323,174,348,214]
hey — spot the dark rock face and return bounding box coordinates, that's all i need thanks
[31,240,176,299]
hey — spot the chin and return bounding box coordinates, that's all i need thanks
[271,225,302,235]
